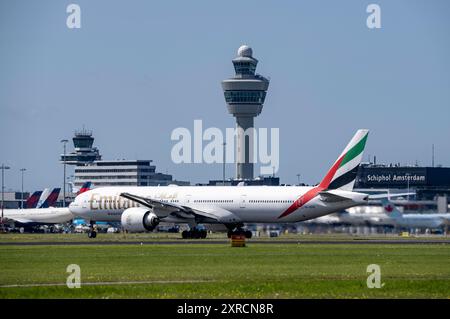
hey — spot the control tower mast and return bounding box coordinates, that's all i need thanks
[221,45,270,180]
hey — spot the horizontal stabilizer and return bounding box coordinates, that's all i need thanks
[318,191,352,203]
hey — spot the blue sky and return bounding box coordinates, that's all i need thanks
[1,0,449,191]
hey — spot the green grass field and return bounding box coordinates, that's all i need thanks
[0,240,449,298]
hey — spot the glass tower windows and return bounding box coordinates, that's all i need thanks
[233,61,257,75]
[224,91,266,104]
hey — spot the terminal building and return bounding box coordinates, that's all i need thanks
[0,192,29,209]
[61,129,189,188]
[205,176,279,186]
[355,163,450,200]
[74,160,188,187]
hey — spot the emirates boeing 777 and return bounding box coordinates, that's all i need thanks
[69,129,370,238]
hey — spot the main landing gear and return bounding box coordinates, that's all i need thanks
[181,228,207,239]
[88,221,97,238]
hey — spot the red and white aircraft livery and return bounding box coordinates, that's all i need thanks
[69,129,370,238]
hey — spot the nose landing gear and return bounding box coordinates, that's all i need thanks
[87,221,97,238]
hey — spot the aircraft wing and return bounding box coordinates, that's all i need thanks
[188,206,242,224]
[120,192,240,224]
[3,217,33,224]
[368,192,416,200]
[120,192,186,214]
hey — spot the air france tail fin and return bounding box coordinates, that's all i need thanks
[319,129,369,191]
[25,191,43,209]
[380,199,403,219]
[40,188,61,208]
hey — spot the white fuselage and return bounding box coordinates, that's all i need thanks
[69,186,368,224]
[1,207,74,225]
[339,211,449,228]
[390,214,449,229]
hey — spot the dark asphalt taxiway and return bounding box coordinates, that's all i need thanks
[1,239,449,246]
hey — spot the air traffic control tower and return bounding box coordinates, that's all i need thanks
[60,129,102,165]
[221,45,270,180]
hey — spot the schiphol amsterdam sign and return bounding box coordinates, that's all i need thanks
[365,173,426,184]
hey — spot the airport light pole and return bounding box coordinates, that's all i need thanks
[406,172,411,201]
[296,173,301,185]
[432,144,435,168]
[61,139,68,207]
[1,164,11,228]
[20,168,26,209]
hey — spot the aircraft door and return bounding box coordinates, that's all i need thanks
[240,194,247,209]
[82,196,88,209]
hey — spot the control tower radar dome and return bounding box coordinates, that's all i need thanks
[237,45,253,57]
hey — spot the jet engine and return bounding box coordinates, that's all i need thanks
[121,207,160,233]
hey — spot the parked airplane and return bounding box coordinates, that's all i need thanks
[69,129,370,238]
[1,207,73,228]
[1,188,68,230]
[337,199,450,230]
[379,199,450,229]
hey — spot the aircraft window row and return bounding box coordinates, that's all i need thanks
[193,200,233,203]
[249,200,291,203]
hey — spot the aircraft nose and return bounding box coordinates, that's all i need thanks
[69,195,85,216]
[68,201,77,209]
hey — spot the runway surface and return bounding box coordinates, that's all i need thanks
[1,239,449,246]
